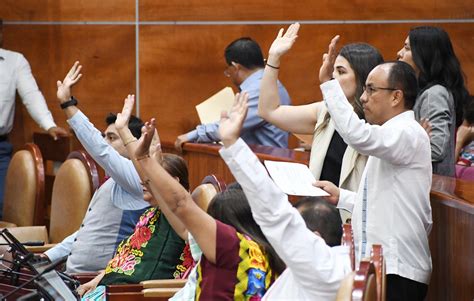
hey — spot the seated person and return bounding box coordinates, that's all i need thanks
[46,62,150,273]
[77,96,190,298]
[218,92,352,300]
[175,37,291,150]
[77,153,188,298]
[136,118,286,300]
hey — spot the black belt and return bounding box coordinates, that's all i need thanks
[0,135,8,142]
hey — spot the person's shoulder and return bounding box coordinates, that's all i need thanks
[421,84,450,99]
[0,48,23,58]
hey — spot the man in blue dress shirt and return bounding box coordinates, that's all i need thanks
[175,37,291,150]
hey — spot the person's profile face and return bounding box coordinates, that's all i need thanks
[104,124,128,158]
[333,55,357,101]
[397,37,418,75]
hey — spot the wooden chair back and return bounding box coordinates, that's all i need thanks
[49,150,99,243]
[191,174,226,212]
[2,143,45,227]
[341,223,355,271]
[370,244,386,301]
[352,260,377,301]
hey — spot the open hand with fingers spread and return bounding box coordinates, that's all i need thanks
[219,92,249,147]
[135,119,156,161]
[116,94,135,131]
[319,35,340,84]
[268,23,300,59]
[57,61,83,103]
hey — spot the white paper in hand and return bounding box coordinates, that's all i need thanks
[264,160,330,196]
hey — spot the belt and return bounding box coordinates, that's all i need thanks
[0,134,8,142]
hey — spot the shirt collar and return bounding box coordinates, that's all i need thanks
[239,68,264,91]
[0,48,5,60]
[383,110,415,127]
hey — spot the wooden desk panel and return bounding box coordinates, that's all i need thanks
[139,0,474,21]
[140,23,474,143]
[1,0,134,21]
[4,24,136,149]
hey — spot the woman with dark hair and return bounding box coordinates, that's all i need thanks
[133,118,285,300]
[258,23,384,195]
[397,26,470,176]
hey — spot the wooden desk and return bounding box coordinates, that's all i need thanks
[427,175,474,301]
[162,141,310,190]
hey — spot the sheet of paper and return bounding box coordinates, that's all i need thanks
[264,160,330,197]
[196,87,235,124]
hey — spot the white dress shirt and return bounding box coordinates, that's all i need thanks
[0,48,56,135]
[220,138,352,300]
[321,80,433,284]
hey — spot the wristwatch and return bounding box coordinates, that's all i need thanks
[60,96,78,109]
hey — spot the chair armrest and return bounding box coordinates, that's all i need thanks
[142,288,181,298]
[107,284,143,293]
[141,279,187,289]
[26,243,57,253]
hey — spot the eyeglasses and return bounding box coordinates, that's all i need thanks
[362,85,398,96]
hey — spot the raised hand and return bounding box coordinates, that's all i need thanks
[135,118,156,160]
[116,94,135,131]
[319,35,340,84]
[150,129,163,164]
[268,23,300,58]
[57,61,82,102]
[219,92,249,147]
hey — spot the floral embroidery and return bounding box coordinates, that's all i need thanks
[105,208,159,276]
[173,243,195,279]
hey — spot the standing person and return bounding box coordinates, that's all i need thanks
[259,23,383,193]
[397,26,470,176]
[0,35,68,216]
[175,37,291,151]
[317,35,432,301]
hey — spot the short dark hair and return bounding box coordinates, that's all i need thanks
[409,26,470,126]
[294,196,343,247]
[161,154,189,191]
[224,37,265,70]
[384,61,419,110]
[105,113,144,139]
[207,189,286,274]
[339,43,384,118]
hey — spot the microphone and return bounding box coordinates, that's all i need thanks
[2,256,69,300]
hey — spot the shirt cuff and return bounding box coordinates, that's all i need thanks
[42,120,57,131]
[218,138,246,160]
[337,188,356,213]
[44,245,67,262]
[186,130,198,142]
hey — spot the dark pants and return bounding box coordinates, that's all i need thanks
[0,141,13,219]
[387,274,428,301]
